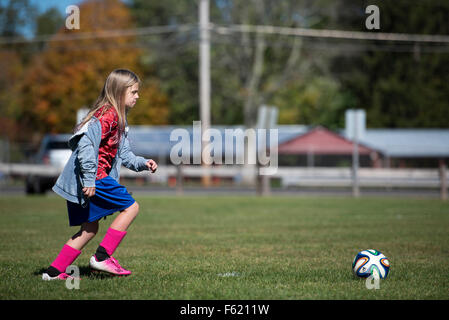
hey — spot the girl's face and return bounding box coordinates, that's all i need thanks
[124,82,139,108]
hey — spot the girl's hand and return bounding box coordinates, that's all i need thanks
[82,187,96,198]
[146,159,158,173]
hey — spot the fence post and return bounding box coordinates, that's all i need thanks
[439,159,447,201]
[257,165,271,196]
[352,110,360,198]
[176,165,184,195]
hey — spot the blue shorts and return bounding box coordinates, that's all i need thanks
[67,176,135,226]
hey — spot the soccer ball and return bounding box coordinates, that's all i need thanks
[352,249,390,279]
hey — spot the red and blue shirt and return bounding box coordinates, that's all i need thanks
[94,105,119,180]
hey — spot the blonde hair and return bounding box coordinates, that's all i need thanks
[76,69,140,143]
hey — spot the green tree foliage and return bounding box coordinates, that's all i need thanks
[273,76,354,129]
[129,0,347,128]
[0,0,36,37]
[210,0,354,128]
[128,0,199,125]
[331,0,449,128]
[35,8,64,37]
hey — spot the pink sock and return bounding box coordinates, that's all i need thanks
[99,228,127,256]
[50,244,82,273]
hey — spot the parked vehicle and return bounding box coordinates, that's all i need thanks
[26,134,72,194]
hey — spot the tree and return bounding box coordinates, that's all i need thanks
[0,49,24,141]
[210,0,342,127]
[128,0,199,125]
[17,0,169,140]
[129,0,344,127]
[0,0,36,142]
[272,76,353,129]
[331,0,449,128]
[0,0,36,37]
[35,7,64,38]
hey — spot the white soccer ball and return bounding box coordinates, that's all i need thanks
[352,249,390,279]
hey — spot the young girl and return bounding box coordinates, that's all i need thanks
[42,69,157,280]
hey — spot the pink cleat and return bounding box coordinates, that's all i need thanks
[89,255,132,276]
[42,272,80,281]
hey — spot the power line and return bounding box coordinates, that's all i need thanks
[0,24,196,45]
[211,35,449,54]
[15,35,447,55]
[213,24,449,44]
[2,29,448,55]
[1,22,449,46]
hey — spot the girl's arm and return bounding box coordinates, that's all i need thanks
[120,136,151,172]
[77,134,97,188]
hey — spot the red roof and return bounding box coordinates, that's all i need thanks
[278,126,375,155]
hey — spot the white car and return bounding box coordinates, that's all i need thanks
[26,134,72,194]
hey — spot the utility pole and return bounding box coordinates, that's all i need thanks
[199,0,211,186]
[439,159,447,201]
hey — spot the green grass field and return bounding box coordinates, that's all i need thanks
[1,194,448,300]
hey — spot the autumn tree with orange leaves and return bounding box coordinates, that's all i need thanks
[19,0,169,139]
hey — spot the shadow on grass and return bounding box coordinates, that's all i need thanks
[33,266,121,280]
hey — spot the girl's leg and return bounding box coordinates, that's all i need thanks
[93,202,139,264]
[66,221,100,250]
[109,201,140,231]
[44,221,99,278]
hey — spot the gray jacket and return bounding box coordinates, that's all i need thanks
[52,116,149,207]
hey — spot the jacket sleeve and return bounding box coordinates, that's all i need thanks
[77,134,97,187]
[120,135,149,172]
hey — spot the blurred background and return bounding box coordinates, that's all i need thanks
[0,0,448,198]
